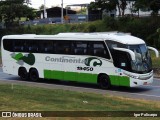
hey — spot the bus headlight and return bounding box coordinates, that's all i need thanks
[131,75,139,79]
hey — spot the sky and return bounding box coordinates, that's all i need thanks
[30,0,94,9]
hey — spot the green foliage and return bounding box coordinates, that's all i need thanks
[89,0,117,11]
[86,24,97,32]
[0,0,36,28]
[103,17,118,30]
[1,16,160,49]
[89,0,128,17]
[134,0,160,15]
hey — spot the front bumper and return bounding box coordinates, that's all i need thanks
[123,70,153,87]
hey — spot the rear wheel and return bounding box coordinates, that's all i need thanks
[98,74,111,89]
[19,68,28,81]
[29,69,39,81]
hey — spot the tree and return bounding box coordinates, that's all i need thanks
[113,0,121,16]
[39,4,45,10]
[24,0,31,5]
[134,0,160,16]
[89,0,128,17]
[114,0,128,17]
[150,0,160,15]
[120,0,127,16]
[0,0,35,28]
[89,0,117,15]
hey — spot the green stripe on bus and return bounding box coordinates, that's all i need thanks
[119,76,130,87]
[44,70,98,83]
[110,75,130,87]
[44,70,130,87]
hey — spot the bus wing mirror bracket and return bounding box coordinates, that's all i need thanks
[113,47,136,61]
[148,46,159,58]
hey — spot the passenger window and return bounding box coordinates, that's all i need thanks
[88,42,110,59]
[14,39,25,52]
[39,41,54,53]
[55,41,71,54]
[74,42,87,55]
[27,40,38,53]
[3,39,13,51]
[106,41,126,49]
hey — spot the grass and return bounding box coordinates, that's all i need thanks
[150,51,160,68]
[0,84,160,120]
[0,84,160,111]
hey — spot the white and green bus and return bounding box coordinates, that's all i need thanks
[1,32,159,89]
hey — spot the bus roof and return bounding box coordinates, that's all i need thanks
[2,32,145,45]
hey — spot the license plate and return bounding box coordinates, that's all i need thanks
[143,82,148,85]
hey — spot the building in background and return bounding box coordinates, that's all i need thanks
[20,7,76,25]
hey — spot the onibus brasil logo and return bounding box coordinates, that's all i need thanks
[85,57,102,67]
[11,53,35,65]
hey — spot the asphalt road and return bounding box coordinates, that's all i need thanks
[0,68,160,101]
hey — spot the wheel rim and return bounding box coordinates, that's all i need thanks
[101,78,107,87]
[20,70,27,79]
[30,70,38,81]
[99,76,110,89]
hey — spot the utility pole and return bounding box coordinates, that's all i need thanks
[61,0,63,23]
[44,0,47,18]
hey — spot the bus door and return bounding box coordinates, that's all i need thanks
[111,50,131,86]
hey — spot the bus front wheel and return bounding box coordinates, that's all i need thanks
[29,69,39,81]
[19,68,28,81]
[98,74,111,89]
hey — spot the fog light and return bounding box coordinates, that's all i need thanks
[134,82,137,84]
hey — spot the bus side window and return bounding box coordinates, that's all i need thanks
[39,41,54,53]
[87,42,94,55]
[3,39,13,52]
[74,41,87,55]
[25,40,38,53]
[55,41,71,54]
[88,42,110,59]
[94,49,105,56]
[39,41,45,53]
[107,41,126,49]
[45,41,54,53]
[75,48,85,55]
[14,39,24,52]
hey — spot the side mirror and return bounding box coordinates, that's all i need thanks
[113,47,136,61]
[148,46,159,58]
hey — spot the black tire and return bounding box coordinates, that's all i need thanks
[19,68,28,81]
[98,74,111,89]
[29,69,39,81]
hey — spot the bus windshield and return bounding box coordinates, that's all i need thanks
[106,40,152,74]
[127,44,152,73]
